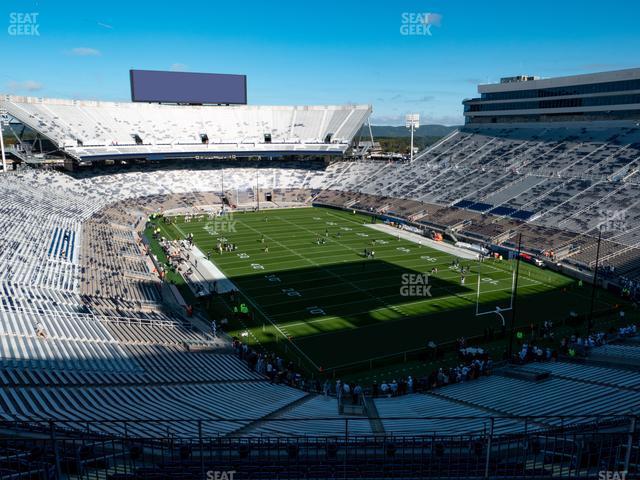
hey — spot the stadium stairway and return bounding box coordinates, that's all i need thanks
[363,396,386,434]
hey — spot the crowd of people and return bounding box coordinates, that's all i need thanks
[619,276,639,300]
[222,280,640,405]
[619,323,638,337]
[230,334,494,400]
[231,318,639,401]
[228,320,640,405]
[370,354,492,398]
[232,337,323,392]
[515,322,638,361]
[517,343,557,363]
[513,323,597,362]
[222,272,638,400]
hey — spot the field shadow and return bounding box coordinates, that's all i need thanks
[186,256,622,369]
[224,258,475,326]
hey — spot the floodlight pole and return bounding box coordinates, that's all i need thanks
[405,114,419,164]
[221,170,225,207]
[368,120,374,145]
[0,110,7,173]
[587,225,603,335]
[0,123,6,173]
[410,123,415,163]
[256,170,260,211]
[507,233,523,363]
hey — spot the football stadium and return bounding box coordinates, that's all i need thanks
[1,1,640,479]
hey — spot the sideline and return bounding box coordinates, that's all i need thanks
[187,244,238,295]
[364,223,479,260]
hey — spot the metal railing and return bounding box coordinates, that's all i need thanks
[0,301,182,329]
[0,415,637,479]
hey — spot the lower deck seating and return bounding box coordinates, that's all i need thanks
[0,382,308,437]
[431,373,640,427]
[375,393,524,435]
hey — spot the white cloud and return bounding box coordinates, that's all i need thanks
[404,95,434,103]
[97,22,113,29]
[376,93,440,103]
[370,113,463,126]
[369,114,409,125]
[170,63,188,72]
[7,80,44,92]
[428,13,443,27]
[70,47,101,57]
[428,114,464,126]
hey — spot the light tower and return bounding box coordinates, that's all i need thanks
[405,113,420,163]
[0,109,8,173]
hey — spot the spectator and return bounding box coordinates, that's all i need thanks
[390,380,398,396]
[352,384,362,404]
[35,322,47,339]
[380,381,390,397]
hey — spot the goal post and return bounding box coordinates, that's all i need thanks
[474,254,517,317]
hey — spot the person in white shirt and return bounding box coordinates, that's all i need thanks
[35,322,47,339]
[380,381,390,397]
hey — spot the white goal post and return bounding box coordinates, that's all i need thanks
[474,260,517,317]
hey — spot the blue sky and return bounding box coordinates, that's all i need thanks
[1,0,638,125]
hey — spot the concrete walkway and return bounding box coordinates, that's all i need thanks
[365,223,479,260]
[181,244,238,296]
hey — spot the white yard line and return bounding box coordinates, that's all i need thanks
[282,280,539,333]
[249,272,519,302]
[176,220,322,369]
[243,215,397,314]
[174,212,550,344]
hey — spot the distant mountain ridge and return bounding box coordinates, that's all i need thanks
[360,124,459,138]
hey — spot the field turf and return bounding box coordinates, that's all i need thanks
[155,207,621,372]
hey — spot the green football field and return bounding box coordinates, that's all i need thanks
[154,207,621,372]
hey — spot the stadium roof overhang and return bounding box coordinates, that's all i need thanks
[1,95,370,163]
[65,144,351,161]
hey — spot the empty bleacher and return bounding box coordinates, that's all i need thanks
[0,95,371,159]
[311,125,640,278]
[2,121,640,459]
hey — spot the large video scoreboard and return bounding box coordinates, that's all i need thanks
[130,69,247,105]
